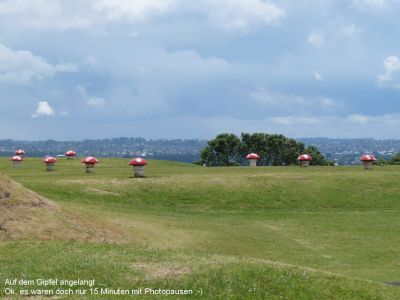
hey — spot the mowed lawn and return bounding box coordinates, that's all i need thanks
[1,157,400,299]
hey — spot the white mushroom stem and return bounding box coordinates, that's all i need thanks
[12,161,21,168]
[362,161,373,170]
[248,159,258,167]
[86,164,95,173]
[133,165,145,177]
[46,163,55,171]
[300,160,310,167]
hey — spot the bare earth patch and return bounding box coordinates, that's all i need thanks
[0,175,121,242]
[131,262,191,279]
[129,254,241,280]
[86,187,120,196]
[57,178,132,186]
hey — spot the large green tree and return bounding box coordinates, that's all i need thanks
[265,134,303,166]
[390,152,400,165]
[202,133,240,166]
[200,145,214,166]
[279,138,305,166]
[201,132,328,167]
[239,133,269,165]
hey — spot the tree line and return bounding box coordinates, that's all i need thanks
[375,152,400,165]
[199,133,330,166]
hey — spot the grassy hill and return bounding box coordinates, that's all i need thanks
[0,158,399,299]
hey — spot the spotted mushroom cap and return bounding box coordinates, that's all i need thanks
[246,153,260,160]
[11,155,23,161]
[15,149,25,155]
[81,156,99,164]
[298,154,313,161]
[65,150,77,157]
[360,154,376,162]
[44,156,57,164]
[129,158,148,166]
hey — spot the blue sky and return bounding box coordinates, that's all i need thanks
[0,0,399,140]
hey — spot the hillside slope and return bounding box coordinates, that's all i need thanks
[0,174,119,241]
[1,160,400,299]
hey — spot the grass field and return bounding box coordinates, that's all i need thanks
[1,157,400,299]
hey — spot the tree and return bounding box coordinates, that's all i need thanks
[374,158,388,166]
[265,134,303,165]
[279,138,305,166]
[200,146,214,166]
[200,132,327,167]
[304,145,329,166]
[390,152,400,165]
[205,133,240,166]
[239,133,269,165]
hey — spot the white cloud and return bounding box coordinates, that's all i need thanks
[347,114,369,124]
[264,113,400,138]
[135,49,231,84]
[321,97,335,109]
[312,71,323,80]
[308,33,325,47]
[200,0,284,32]
[352,0,387,11]
[86,97,106,107]
[382,56,400,73]
[250,87,303,105]
[94,0,177,21]
[0,44,76,85]
[0,0,94,29]
[77,85,106,107]
[0,0,284,34]
[341,24,362,37]
[0,0,175,30]
[84,56,98,66]
[347,113,400,125]
[270,116,318,126]
[32,101,55,118]
[249,87,340,114]
[377,55,400,83]
[278,113,396,128]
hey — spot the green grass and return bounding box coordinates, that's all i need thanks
[1,158,400,299]
[1,241,399,300]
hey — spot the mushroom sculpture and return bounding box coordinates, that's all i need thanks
[10,156,23,168]
[65,150,77,160]
[129,158,148,177]
[15,149,25,157]
[81,156,99,173]
[246,153,260,167]
[43,156,57,171]
[298,154,313,167]
[360,154,376,170]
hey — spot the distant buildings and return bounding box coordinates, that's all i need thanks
[0,137,398,165]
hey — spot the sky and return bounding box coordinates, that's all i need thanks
[0,0,399,140]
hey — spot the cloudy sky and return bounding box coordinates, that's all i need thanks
[0,0,399,140]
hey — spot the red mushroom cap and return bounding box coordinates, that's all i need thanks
[15,150,25,155]
[81,156,99,164]
[360,154,376,162]
[65,150,77,157]
[246,153,260,160]
[298,154,313,161]
[129,158,148,166]
[44,156,57,164]
[10,155,23,161]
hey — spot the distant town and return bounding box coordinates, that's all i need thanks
[0,137,399,165]
[300,138,400,165]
